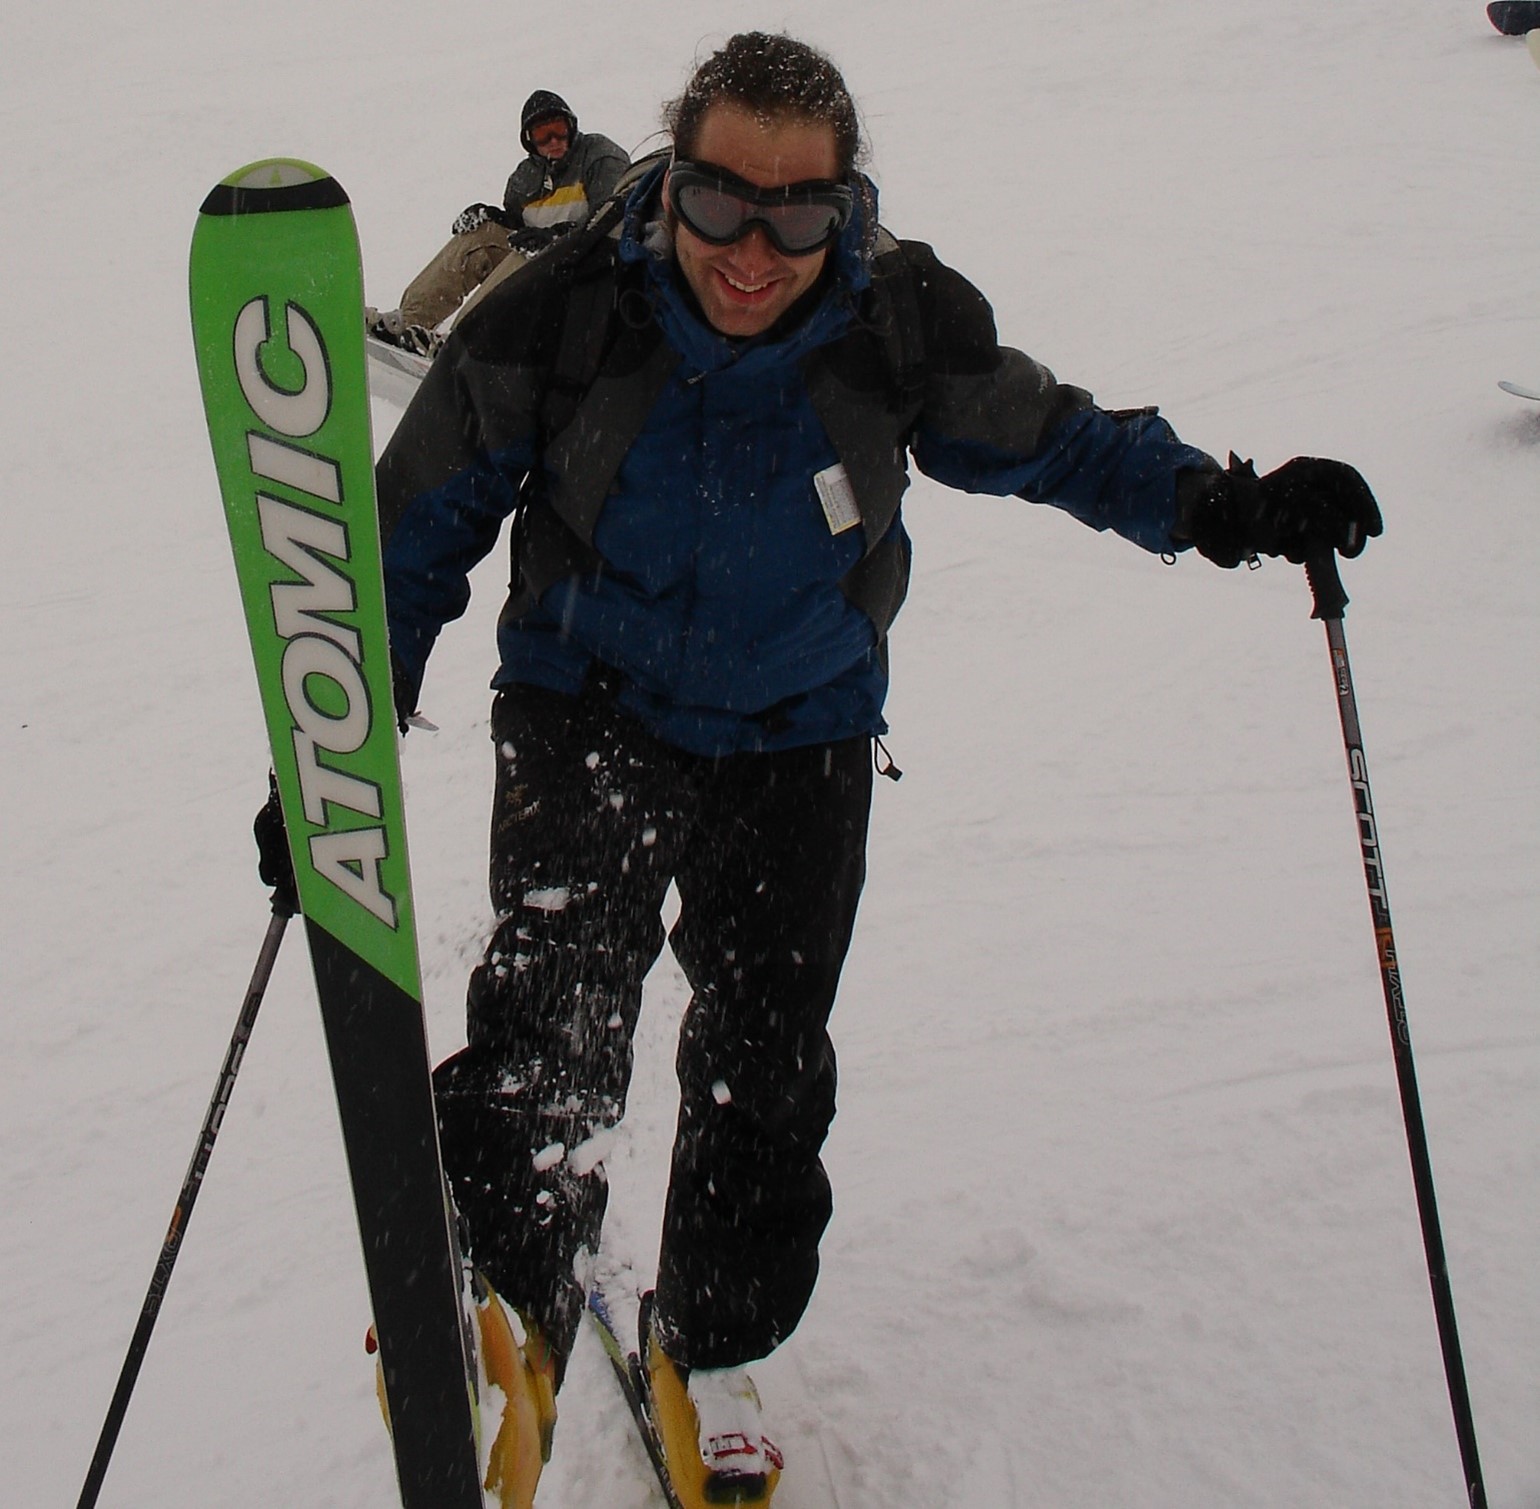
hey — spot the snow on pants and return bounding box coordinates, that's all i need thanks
[433,681,873,1372]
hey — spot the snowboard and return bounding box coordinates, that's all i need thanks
[1498,380,1540,401]
[189,159,483,1509]
[366,331,433,407]
[1488,1,1540,35]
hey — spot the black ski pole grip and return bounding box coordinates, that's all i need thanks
[1305,550,1349,622]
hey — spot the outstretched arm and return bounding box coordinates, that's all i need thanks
[904,241,1380,562]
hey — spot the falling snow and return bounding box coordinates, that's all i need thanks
[6,4,1536,1507]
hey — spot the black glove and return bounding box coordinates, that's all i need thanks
[451,202,512,236]
[1178,453,1383,569]
[391,651,419,735]
[253,771,299,917]
[507,222,579,255]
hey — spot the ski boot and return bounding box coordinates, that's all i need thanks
[644,1299,783,1507]
[366,1270,557,1509]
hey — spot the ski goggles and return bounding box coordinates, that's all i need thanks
[529,119,571,151]
[667,161,855,256]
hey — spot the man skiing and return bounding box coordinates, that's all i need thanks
[366,89,628,353]
[272,30,1381,1508]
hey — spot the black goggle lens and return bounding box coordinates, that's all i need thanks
[669,163,853,256]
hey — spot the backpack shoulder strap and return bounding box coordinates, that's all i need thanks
[542,256,619,440]
[536,150,668,439]
[866,229,928,414]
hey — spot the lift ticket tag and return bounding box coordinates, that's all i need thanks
[814,462,861,535]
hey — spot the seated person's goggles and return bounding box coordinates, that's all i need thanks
[667,161,855,257]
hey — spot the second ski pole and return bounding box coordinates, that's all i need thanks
[76,900,292,1509]
[1303,551,1486,1509]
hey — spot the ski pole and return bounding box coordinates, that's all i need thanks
[76,899,292,1509]
[1303,551,1486,1509]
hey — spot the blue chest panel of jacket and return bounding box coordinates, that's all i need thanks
[494,263,892,755]
[381,170,1218,760]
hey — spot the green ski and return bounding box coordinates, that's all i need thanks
[189,159,483,1509]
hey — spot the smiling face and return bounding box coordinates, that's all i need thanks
[670,103,841,339]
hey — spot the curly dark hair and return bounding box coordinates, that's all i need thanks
[664,32,863,178]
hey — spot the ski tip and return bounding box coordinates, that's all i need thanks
[199,159,349,217]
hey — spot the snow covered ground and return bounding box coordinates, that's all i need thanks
[3,2,1536,1505]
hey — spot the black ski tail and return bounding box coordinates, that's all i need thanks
[587,1286,686,1509]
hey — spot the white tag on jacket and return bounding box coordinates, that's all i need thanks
[814,463,861,535]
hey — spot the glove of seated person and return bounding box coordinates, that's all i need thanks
[451,202,512,236]
[1176,454,1383,569]
[253,771,299,916]
[507,222,578,255]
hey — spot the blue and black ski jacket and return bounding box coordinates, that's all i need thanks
[377,165,1217,756]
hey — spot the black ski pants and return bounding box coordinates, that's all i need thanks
[433,681,872,1372]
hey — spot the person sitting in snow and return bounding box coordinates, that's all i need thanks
[259,30,1383,1509]
[366,89,628,354]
